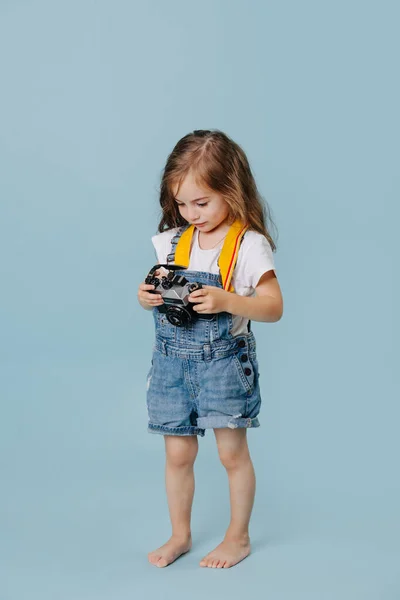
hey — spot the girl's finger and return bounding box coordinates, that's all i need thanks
[194,305,208,313]
[189,290,206,300]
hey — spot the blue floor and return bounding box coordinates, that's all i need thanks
[1,361,399,600]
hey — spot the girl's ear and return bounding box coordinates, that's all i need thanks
[228,211,236,225]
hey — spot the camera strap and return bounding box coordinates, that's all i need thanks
[174,219,248,293]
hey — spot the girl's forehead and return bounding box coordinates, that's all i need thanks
[172,172,211,200]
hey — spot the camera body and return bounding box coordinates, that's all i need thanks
[145,264,210,327]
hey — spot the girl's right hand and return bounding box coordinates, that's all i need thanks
[137,270,165,310]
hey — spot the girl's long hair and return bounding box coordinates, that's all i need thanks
[157,129,277,251]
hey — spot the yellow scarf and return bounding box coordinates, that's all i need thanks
[174,220,248,292]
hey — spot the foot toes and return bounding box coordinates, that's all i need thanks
[157,558,168,568]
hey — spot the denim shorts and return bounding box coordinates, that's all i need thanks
[146,332,261,437]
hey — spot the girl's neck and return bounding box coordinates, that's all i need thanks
[197,226,229,250]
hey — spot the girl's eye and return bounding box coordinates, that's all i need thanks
[176,202,208,208]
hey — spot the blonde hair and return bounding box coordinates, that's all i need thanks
[157,129,277,251]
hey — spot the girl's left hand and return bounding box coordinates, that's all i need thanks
[188,285,230,314]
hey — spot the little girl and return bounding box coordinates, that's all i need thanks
[137,130,283,569]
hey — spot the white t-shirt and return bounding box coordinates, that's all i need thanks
[151,227,276,336]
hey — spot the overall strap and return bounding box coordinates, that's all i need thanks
[166,224,191,265]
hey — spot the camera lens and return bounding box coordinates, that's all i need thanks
[166,306,191,327]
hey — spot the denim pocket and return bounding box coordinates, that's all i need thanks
[155,310,177,341]
[232,353,255,395]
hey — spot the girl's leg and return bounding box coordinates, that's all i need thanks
[200,428,255,569]
[148,434,198,568]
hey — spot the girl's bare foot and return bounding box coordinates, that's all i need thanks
[148,534,192,568]
[199,534,250,569]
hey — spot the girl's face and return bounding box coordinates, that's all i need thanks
[172,171,231,234]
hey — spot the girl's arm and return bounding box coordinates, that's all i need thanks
[226,271,283,323]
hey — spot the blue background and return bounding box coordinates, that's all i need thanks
[1,1,399,598]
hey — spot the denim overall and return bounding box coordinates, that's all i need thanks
[146,226,262,437]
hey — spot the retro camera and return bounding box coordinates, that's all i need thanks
[145,264,211,327]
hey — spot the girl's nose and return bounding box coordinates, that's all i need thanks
[188,210,200,222]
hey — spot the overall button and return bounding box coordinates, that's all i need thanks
[240,354,248,362]
[244,367,252,376]
[238,340,246,348]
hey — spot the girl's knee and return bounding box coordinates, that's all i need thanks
[218,447,250,470]
[165,435,198,467]
[215,432,250,470]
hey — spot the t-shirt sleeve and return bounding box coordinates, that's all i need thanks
[239,233,276,290]
[151,233,165,263]
[151,229,177,264]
